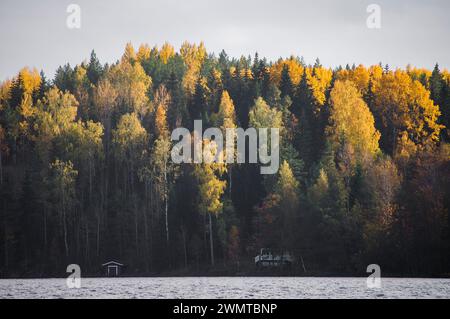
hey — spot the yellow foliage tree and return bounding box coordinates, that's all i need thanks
[93,78,118,130]
[18,67,41,95]
[159,42,175,64]
[336,65,370,94]
[372,70,443,157]
[217,91,236,130]
[270,57,304,86]
[0,80,12,108]
[136,44,151,63]
[369,65,383,82]
[327,80,381,158]
[109,60,152,117]
[276,160,300,203]
[122,42,137,64]
[193,140,227,266]
[406,65,432,84]
[211,90,237,192]
[154,85,171,138]
[112,112,148,167]
[180,41,207,95]
[306,66,333,108]
[33,87,79,163]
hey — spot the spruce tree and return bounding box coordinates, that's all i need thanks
[293,71,315,167]
[280,64,293,98]
[87,50,104,85]
[429,63,444,106]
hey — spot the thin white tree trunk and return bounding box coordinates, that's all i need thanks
[209,214,214,266]
[89,160,93,200]
[181,227,188,268]
[85,220,89,263]
[96,213,100,257]
[228,166,232,195]
[3,203,8,270]
[143,183,149,272]
[43,205,47,248]
[62,194,69,257]
[164,161,169,245]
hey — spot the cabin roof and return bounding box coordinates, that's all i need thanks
[102,261,124,267]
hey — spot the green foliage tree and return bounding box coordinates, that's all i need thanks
[249,97,283,130]
[87,50,104,85]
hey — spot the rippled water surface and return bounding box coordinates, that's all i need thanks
[1,277,449,299]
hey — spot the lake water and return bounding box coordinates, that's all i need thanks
[0,277,449,299]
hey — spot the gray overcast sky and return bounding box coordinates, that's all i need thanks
[1,0,449,81]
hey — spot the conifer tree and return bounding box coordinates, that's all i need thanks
[280,64,294,98]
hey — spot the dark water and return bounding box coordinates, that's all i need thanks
[1,277,449,299]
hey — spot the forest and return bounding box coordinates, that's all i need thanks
[0,42,449,277]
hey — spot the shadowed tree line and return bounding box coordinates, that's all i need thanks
[0,43,449,277]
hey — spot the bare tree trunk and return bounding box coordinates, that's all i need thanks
[0,153,4,271]
[62,196,69,258]
[149,179,155,271]
[203,213,207,257]
[134,207,138,254]
[89,161,93,200]
[85,220,89,265]
[143,184,149,273]
[300,255,307,273]
[3,201,8,272]
[12,137,17,165]
[181,226,188,268]
[164,162,169,245]
[96,213,100,257]
[392,126,397,156]
[209,214,214,266]
[98,158,108,257]
[43,205,47,249]
[0,149,3,186]
[129,162,139,256]
[228,166,232,196]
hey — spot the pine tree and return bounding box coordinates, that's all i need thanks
[53,64,76,93]
[189,78,207,123]
[87,50,104,85]
[293,71,316,167]
[440,80,450,141]
[280,64,294,98]
[166,71,185,129]
[36,70,49,102]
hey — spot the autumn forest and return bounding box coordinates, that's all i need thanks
[0,42,449,277]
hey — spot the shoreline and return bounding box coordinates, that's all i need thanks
[2,274,450,280]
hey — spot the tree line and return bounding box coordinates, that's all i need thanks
[0,42,449,277]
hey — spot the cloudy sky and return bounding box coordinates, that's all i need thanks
[0,0,449,80]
